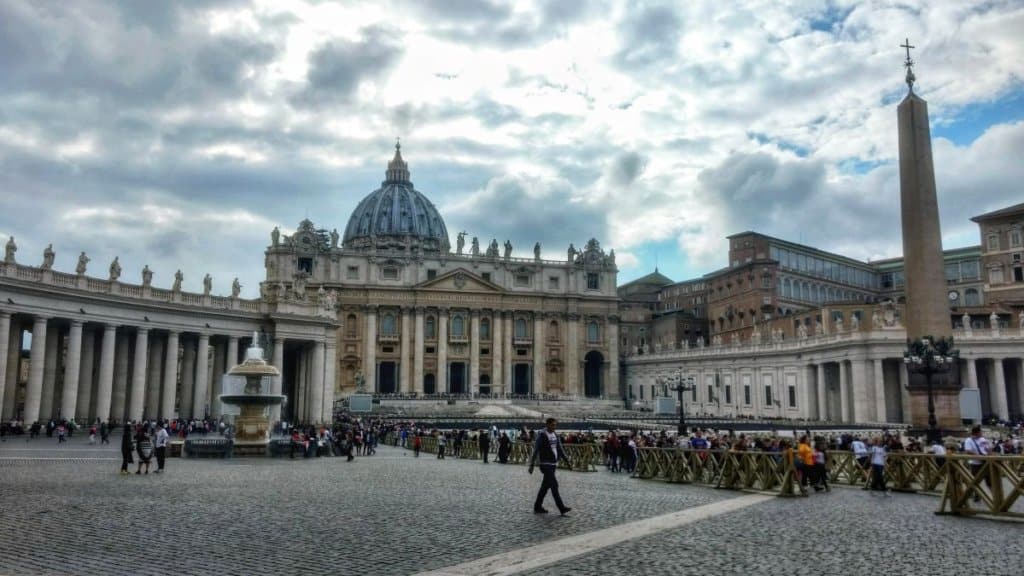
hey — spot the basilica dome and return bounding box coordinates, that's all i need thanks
[342,144,449,252]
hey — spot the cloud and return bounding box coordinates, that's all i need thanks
[291,26,403,109]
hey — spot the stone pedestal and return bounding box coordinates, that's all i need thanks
[906,387,964,432]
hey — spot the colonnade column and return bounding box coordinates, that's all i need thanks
[491,312,502,395]
[0,312,10,420]
[270,336,284,423]
[898,362,911,424]
[322,338,336,423]
[310,340,325,424]
[180,337,196,420]
[437,309,448,393]
[991,359,1009,421]
[566,314,579,396]
[162,331,179,420]
[192,333,209,419]
[2,319,20,421]
[608,317,619,400]
[849,359,869,423]
[40,326,59,420]
[965,357,978,389]
[871,358,886,423]
[532,314,544,394]
[145,335,163,419]
[59,320,84,421]
[94,324,118,422]
[413,309,424,394]
[503,312,513,392]
[76,327,96,422]
[816,364,826,421]
[400,308,411,393]
[112,334,131,421]
[23,316,49,424]
[128,328,150,422]
[803,365,816,420]
[838,361,849,423]
[364,307,377,393]
[227,336,239,370]
[470,311,480,394]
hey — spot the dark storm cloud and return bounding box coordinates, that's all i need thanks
[608,151,647,187]
[614,4,682,69]
[291,26,403,109]
[414,0,608,49]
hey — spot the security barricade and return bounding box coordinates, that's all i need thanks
[938,454,1024,520]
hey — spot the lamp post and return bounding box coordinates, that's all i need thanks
[904,336,958,445]
[657,370,695,435]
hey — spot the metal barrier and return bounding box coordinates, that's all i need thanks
[184,438,233,458]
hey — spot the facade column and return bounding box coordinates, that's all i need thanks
[323,338,336,423]
[0,312,10,420]
[608,317,619,400]
[24,316,49,424]
[192,333,209,419]
[364,307,377,392]
[991,359,1009,421]
[898,362,911,424]
[437,309,448,393]
[400,309,412,393]
[2,319,20,421]
[94,324,118,422]
[145,334,163,420]
[162,331,179,420]
[532,314,544,394]
[227,335,239,369]
[850,359,869,423]
[59,320,84,421]
[470,311,480,394]
[965,357,978,388]
[180,337,196,420]
[838,361,849,423]
[802,365,815,420]
[816,363,827,421]
[76,327,96,422]
[503,312,513,394]
[491,311,503,395]
[873,358,886,423]
[270,336,284,423]
[566,314,579,396]
[310,340,325,424]
[112,333,131,422]
[413,308,424,394]
[40,326,59,421]
[128,328,150,423]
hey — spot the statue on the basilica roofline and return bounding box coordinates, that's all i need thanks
[203,273,212,296]
[567,243,576,263]
[4,236,16,264]
[608,249,616,266]
[456,231,466,255]
[172,269,183,292]
[40,244,55,270]
[534,242,541,260]
[108,257,121,281]
[489,239,499,257]
[271,226,280,248]
[232,277,241,298]
[142,265,153,287]
[471,236,480,256]
[75,252,89,275]
[503,240,512,260]
[330,228,339,249]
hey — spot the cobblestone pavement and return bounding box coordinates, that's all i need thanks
[2,436,1020,576]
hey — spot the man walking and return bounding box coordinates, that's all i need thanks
[479,428,491,464]
[154,421,169,473]
[528,418,572,516]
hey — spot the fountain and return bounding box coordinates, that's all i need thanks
[219,332,283,455]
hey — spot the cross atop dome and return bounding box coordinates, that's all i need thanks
[386,138,410,183]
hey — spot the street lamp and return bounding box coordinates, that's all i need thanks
[657,370,696,435]
[904,336,958,445]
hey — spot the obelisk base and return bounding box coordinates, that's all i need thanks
[907,389,964,432]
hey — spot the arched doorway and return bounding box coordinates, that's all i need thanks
[479,374,491,395]
[424,374,436,395]
[513,364,531,395]
[584,351,603,398]
[449,362,467,394]
[378,361,397,394]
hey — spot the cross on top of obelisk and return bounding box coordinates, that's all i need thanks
[901,38,916,92]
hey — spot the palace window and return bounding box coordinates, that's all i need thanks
[382,266,399,280]
[514,318,528,339]
[990,265,1004,285]
[549,276,560,289]
[586,321,600,343]
[347,266,360,280]
[480,318,491,340]
[587,273,600,290]
[988,234,1000,251]
[964,288,981,307]
[515,274,530,287]
[960,260,979,280]
[381,313,397,336]
[426,316,436,339]
[451,315,465,338]
[1011,229,1022,248]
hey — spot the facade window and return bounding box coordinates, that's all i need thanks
[549,276,560,289]
[426,316,436,339]
[987,234,1000,251]
[639,385,644,400]
[1011,229,1022,248]
[725,385,732,404]
[586,321,600,343]
[346,314,357,338]
[382,266,399,280]
[298,258,313,274]
[764,385,773,406]
[515,274,530,287]
[451,315,465,338]
[482,272,491,282]
[381,314,397,336]
[990,266,1004,284]
[514,318,528,339]
[480,318,491,340]
[744,384,751,406]
[427,269,437,280]
[587,273,600,290]
[761,274,771,289]
[964,288,980,307]
[549,320,559,342]
[945,262,959,282]
[960,261,979,280]
[347,266,360,280]
[788,386,797,408]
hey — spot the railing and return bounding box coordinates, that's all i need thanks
[633,448,802,496]
[938,454,1024,520]
[405,435,600,472]
[52,271,78,287]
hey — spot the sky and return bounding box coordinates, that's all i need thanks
[1,0,1022,298]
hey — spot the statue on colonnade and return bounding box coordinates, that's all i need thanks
[203,274,212,296]
[109,257,121,281]
[142,265,153,287]
[40,244,55,270]
[75,252,89,275]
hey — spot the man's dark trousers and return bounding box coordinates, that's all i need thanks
[155,446,166,471]
[534,464,565,511]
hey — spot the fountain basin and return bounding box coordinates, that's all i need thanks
[218,394,285,406]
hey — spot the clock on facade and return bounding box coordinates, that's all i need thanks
[947,290,959,302]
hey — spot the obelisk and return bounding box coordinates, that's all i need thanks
[896,39,960,428]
